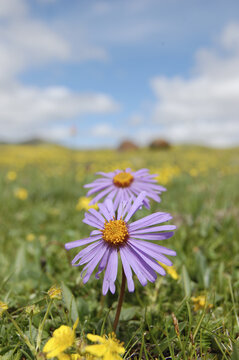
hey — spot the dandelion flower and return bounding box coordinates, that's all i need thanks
[85,333,125,360]
[84,168,166,209]
[48,285,62,300]
[43,319,78,359]
[158,262,179,280]
[14,187,28,200]
[76,197,98,211]
[7,171,17,181]
[26,233,35,242]
[0,301,8,317]
[191,295,213,311]
[65,192,176,295]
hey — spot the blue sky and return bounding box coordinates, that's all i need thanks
[1,0,239,147]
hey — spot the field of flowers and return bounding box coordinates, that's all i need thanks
[0,144,239,359]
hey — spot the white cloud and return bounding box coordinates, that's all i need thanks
[150,23,239,147]
[0,0,118,142]
[0,85,118,140]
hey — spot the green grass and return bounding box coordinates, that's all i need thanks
[0,145,239,359]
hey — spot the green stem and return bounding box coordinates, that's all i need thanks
[113,268,126,332]
[6,311,36,355]
[36,299,53,351]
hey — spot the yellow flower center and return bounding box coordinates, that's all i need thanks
[102,219,129,246]
[113,172,134,187]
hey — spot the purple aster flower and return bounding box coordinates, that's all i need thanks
[65,192,176,295]
[84,168,166,209]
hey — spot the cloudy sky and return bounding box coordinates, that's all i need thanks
[1,0,239,148]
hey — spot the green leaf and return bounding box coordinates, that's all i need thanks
[61,282,79,323]
[231,342,239,360]
[182,265,191,297]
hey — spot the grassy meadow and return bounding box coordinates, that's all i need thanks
[0,144,239,359]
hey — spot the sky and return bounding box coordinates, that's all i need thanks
[0,0,239,148]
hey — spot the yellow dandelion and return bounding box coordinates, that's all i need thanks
[7,171,17,181]
[76,197,98,211]
[85,332,125,360]
[0,301,8,317]
[191,295,213,311]
[57,354,71,360]
[14,187,28,200]
[189,168,198,177]
[48,285,62,300]
[26,233,36,242]
[158,262,180,280]
[43,319,78,359]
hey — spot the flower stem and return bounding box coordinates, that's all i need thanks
[36,299,53,351]
[113,268,126,332]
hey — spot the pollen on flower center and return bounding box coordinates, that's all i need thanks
[113,172,134,187]
[102,219,129,246]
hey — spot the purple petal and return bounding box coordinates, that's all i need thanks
[84,179,112,188]
[113,188,124,210]
[104,199,115,219]
[105,188,117,200]
[128,240,174,266]
[130,225,176,235]
[86,184,110,196]
[82,243,107,283]
[128,243,166,276]
[72,241,102,266]
[88,208,105,226]
[90,230,102,236]
[120,246,147,286]
[131,239,176,256]
[132,168,149,176]
[65,235,101,250]
[120,247,135,292]
[95,246,110,279]
[83,215,102,229]
[102,248,118,295]
[89,186,115,204]
[129,233,174,241]
[98,202,113,222]
[129,213,173,231]
[124,192,146,222]
[95,171,115,178]
[122,245,157,284]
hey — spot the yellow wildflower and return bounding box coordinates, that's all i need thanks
[14,187,28,200]
[189,168,198,177]
[58,354,71,360]
[7,171,17,181]
[191,295,213,311]
[48,285,62,300]
[158,262,180,280]
[76,197,98,211]
[85,333,125,360]
[0,301,8,317]
[43,319,78,359]
[26,233,35,242]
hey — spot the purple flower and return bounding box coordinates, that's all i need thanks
[84,168,166,209]
[65,192,176,295]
